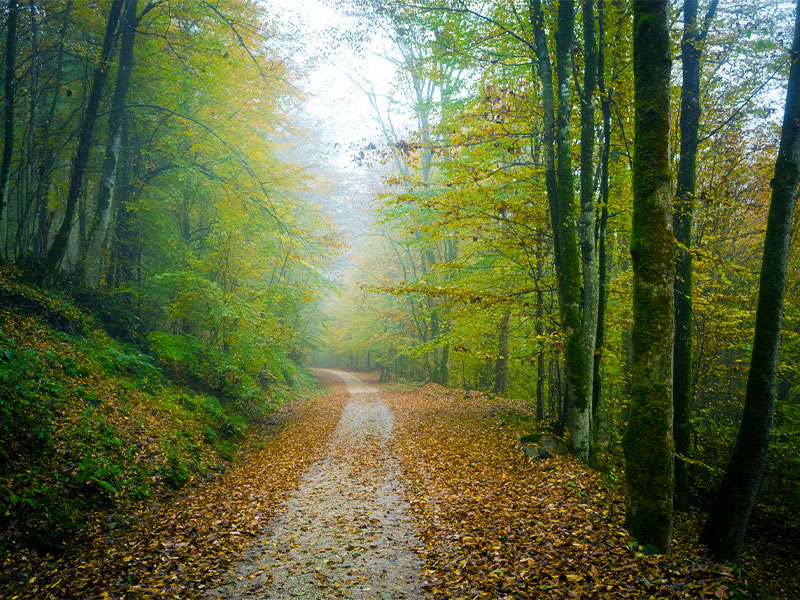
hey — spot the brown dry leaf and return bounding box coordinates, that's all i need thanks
[383,384,748,600]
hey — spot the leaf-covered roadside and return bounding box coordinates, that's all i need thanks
[384,384,795,599]
[0,373,350,599]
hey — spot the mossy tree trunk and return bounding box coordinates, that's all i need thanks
[531,0,590,462]
[591,0,612,464]
[79,0,138,284]
[555,0,590,462]
[28,0,72,271]
[700,0,800,562]
[673,0,718,512]
[579,0,599,461]
[536,252,546,421]
[493,310,510,395]
[623,0,675,554]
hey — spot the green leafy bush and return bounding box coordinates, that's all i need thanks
[0,344,57,475]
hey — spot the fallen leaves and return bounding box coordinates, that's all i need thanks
[3,374,795,599]
[384,384,745,600]
[0,371,351,599]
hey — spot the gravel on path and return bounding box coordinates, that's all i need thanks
[206,370,422,600]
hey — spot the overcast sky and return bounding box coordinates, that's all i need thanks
[264,0,405,171]
[260,0,407,279]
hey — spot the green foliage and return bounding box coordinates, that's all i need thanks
[163,443,191,491]
[147,332,203,379]
[0,271,318,553]
[0,344,58,475]
[93,344,161,379]
[71,411,127,503]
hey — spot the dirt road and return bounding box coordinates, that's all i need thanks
[207,370,422,599]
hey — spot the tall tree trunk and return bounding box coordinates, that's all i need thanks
[493,310,510,395]
[536,288,545,421]
[107,115,134,287]
[556,0,590,462]
[592,0,612,465]
[535,247,546,421]
[530,0,560,279]
[623,0,675,554]
[79,0,137,284]
[673,0,718,511]
[579,0,599,459]
[531,0,590,461]
[700,0,800,562]
[40,0,124,285]
[0,0,19,258]
[16,0,37,260]
[29,0,71,269]
[437,238,456,386]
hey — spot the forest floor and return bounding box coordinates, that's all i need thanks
[2,371,797,599]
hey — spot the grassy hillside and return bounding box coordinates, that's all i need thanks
[0,268,313,554]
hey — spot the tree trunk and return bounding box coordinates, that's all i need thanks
[700,0,800,562]
[29,0,72,270]
[493,310,510,395]
[529,0,560,278]
[673,0,718,511]
[536,288,545,421]
[531,0,590,461]
[40,0,124,285]
[15,0,37,261]
[556,0,590,462]
[592,0,612,465]
[623,0,675,554]
[579,0,599,459]
[107,116,134,287]
[0,0,19,258]
[79,0,137,283]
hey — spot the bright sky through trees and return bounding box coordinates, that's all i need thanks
[266,0,405,170]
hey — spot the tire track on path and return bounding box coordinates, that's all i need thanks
[207,370,422,599]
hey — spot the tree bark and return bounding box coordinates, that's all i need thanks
[79,0,138,283]
[531,0,590,461]
[0,0,19,258]
[579,0,599,460]
[40,0,124,285]
[15,0,37,261]
[536,287,545,421]
[700,0,800,562]
[592,0,612,464]
[673,0,718,511]
[623,0,675,554]
[107,115,135,287]
[29,0,72,269]
[556,0,590,462]
[530,0,561,279]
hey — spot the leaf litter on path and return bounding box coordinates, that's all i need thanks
[1,371,351,599]
[383,384,745,600]
[4,372,776,599]
[205,369,422,600]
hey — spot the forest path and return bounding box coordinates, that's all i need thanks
[2,373,755,599]
[206,370,422,600]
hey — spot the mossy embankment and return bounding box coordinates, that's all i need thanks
[0,268,314,555]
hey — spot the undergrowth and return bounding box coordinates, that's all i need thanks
[0,270,314,555]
